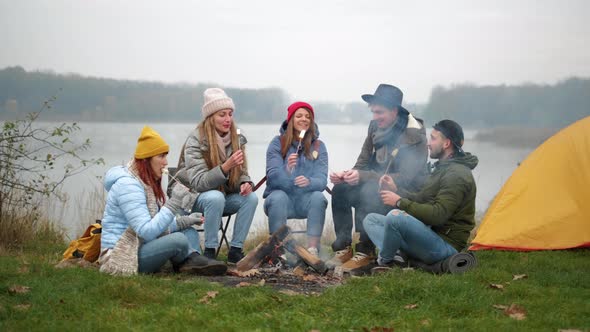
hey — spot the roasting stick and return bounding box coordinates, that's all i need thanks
[378,148,399,191]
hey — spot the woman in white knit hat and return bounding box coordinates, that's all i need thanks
[170,88,258,264]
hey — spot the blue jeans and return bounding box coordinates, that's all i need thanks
[363,210,458,265]
[138,228,201,273]
[264,190,327,237]
[193,190,258,249]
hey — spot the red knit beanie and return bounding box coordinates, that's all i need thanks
[287,101,314,122]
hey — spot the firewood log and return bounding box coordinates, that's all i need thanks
[284,239,328,274]
[236,225,291,271]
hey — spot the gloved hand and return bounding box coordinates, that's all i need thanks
[164,183,187,215]
[176,212,204,230]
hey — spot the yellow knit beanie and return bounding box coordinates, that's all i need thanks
[134,126,169,159]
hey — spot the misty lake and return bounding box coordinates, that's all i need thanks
[43,122,534,238]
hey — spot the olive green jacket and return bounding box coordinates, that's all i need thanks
[397,153,478,251]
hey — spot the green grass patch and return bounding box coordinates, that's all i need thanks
[1,245,588,331]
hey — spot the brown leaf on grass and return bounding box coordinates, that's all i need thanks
[362,327,394,332]
[8,285,30,294]
[227,268,259,277]
[504,303,527,320]
[303,274,318,282]
[13,304,31,311]
[17,265,29,274]
[489,283,504,290]
[420,319,431,326]
[492,304,508,310]
[258,279,266,287]
[236,282,252,288]
[404,304,418,310]
[198,291,219,304]
[512,274,528,281]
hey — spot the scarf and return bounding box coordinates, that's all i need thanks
[373,113,409,165]
[99,160,159,276]
[215,131,232,162]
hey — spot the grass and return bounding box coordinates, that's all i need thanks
[1,243,588,331]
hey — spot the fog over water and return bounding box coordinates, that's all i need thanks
[45,122,533,239]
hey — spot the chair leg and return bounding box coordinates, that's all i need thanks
[216,215,232,258]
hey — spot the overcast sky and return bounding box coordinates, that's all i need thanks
[1,0,588,103]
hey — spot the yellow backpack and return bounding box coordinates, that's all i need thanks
[62,221,102,263]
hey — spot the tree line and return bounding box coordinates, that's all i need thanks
[1,66,588,128]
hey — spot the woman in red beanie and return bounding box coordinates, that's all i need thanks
[263,101,329,256]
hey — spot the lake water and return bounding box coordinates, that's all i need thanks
[40,122,534,238]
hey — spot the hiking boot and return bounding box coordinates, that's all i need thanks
[227,246,245,265]
[341,252,375,272]
[203,247,216,259]
[326,247,353,268]
[307,247,319,258]
[349,262,379,276]
[176,253,227,276]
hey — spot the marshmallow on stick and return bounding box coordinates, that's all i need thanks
[296,129,306,152]
[237,128,242,150]
[379,148,399,191]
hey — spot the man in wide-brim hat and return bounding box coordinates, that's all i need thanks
[327,83,429,272]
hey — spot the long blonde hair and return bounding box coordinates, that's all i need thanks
[280,112,316,159]
[198,115,246,191]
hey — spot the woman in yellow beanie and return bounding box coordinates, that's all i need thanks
[170,88,258,264]
[99,126,226,276]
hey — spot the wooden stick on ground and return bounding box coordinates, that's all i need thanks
[284,239,328,275]
[236,225,291,272]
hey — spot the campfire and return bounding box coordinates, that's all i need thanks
[213,225,342,294]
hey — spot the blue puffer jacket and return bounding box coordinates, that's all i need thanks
[263,122,328,198]
[101,165,178,250]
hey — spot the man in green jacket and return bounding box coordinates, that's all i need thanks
[362,119,478,270]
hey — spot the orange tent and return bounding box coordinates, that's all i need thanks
[470,116,590,251]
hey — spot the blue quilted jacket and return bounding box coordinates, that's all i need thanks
[263,122,328,198]
[100,165,179,250]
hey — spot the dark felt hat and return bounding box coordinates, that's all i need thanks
[361,84,409,114]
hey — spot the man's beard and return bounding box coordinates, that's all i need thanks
[429,146,443,159]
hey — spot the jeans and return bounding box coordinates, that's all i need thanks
[138,228,201,273]
[264,190,327,237]
[192,190,258,249]
[331,181,391,254]
[363,210,458,265]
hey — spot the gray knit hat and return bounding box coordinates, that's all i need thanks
[201,88,235,118]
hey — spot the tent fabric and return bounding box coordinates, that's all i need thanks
[470,116,590,251]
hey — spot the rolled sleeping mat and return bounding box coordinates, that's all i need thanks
[409,252,477,274]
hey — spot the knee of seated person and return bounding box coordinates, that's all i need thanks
[244,191,259,206]
[309,191,327,206]
[386,212,411,228]
[363,212,384,227]
[264,190,288,210]
[168,232,190,252]
[331,183,348,196]
[201,190,226,208]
